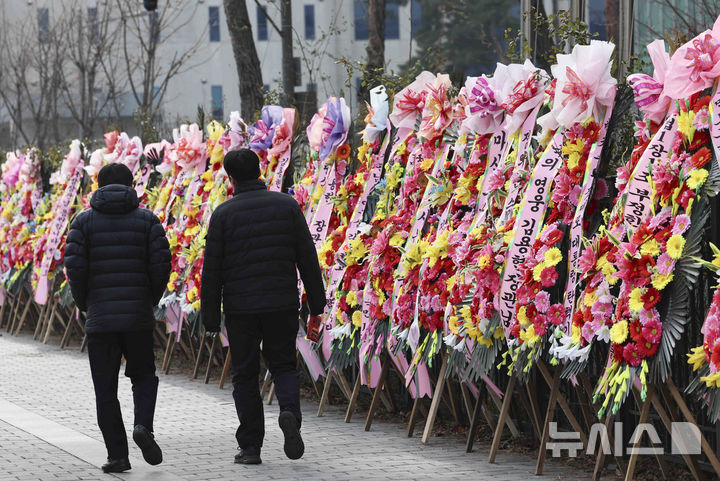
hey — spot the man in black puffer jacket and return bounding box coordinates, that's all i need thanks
[201,148,325,465]
[64,163,170,474]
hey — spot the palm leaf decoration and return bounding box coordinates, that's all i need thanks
[650,195,709,383]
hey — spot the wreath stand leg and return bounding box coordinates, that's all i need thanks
[465,381,488,453]
[653,384,705,481]
[203,334,220,384]
[317,370,354,416]
[665,378,720,477]
[33,300,50,340]
[260,370,273,398]
[365,350,390,431]
[161,331,176,373]
[59,307,77,349]
[488,373,517,463]
[535,363,562,475]
[192,330,209,379]
[524,381,543,440]
[535,360,590,475]
[218,350,232,389]
[266,382,276,405]
[0,293,10,330]
[624,385,668,481]
[45,302,67,345]
[345,374,362,423]
[7,290,23,333]
[13,292,33,335]
[421,350,449,444]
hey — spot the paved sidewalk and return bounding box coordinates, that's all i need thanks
[0,333,594,480]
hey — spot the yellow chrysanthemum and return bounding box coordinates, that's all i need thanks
[666,234,685,259]
[628,288,644,312]
[687,168,709,190]
[571,324,582,344]
[352,310,362,328]
[583,291,598,308]
[517,306,530,327]
[687,346,707,371]
[346,290,358,308]
[544,247,562,266]
[609,320,628,344]
[677,108,696,144]
[651,273,674,290]
[419,157,434,171]
[640,239,660,257]
[701,371,720,388]
[532,262,546,282]
[477,255,491,270]
[520,324,540,346]
[448,315,460,335]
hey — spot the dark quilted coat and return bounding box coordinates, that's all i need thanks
[201,179,326,331]
[64,184,171,333]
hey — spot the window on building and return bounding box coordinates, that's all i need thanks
[257,5,268,41]
[209,6,220,42]
[411,0,422,31]
[354,0,369,41]
[37,8,49,43]
[386,1,399,40]
[211,85,224,120]
[304,4,315,40]
[87,7,98,41]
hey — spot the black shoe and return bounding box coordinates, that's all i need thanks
[132,425,163,466]
[102,458,131,473]
[278,411,304,460]
[234,446,262,465]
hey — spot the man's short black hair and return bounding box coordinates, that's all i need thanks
[98,163,133,187]
[223,148,260,182]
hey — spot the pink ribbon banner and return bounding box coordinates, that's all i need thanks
[35,165,84,305]
[269,148,292,192]
[710,84,720,171]
[562,103,614,332]
[134,163,153,198]
[497,103,543,228]
[622,113,678,232]
[474,121,512,225]
[496,131,565,335]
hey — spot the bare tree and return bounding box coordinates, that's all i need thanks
[636,0,720,48]
[224,0,264,120]
[0,10,64,149]
[57,0,125,139]
[115,0,206,122]
[361,0,386,102]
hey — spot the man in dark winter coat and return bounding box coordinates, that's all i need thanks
[64,163,171,473]
[201,148,326,465]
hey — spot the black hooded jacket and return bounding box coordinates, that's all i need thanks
[64,184,171,333]
[200,179,326,331]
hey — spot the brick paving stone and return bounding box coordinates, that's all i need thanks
[0,333,596,480]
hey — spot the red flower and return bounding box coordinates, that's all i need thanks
[629,320,643,342]
[641,319,662,344]
[526,303,539,321]
[641,288,661,310]
[623,342,643,366]
[612,343,624,363]
[636,339,659,358]
[711,343,720,368]
[547,304,565,326]
[690,147,712,169]
[540,268,558,288]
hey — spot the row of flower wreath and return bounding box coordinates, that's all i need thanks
[4,23,720,420]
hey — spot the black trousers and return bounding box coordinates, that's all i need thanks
[87,330,158,459]
[226,309,301,450]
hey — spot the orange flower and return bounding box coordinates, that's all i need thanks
[690,146,711,169]
[336,144,351,160]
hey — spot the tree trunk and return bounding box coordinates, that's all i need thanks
[224,0,264,120]
[361,0,385,103]
[281,0,295,106]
